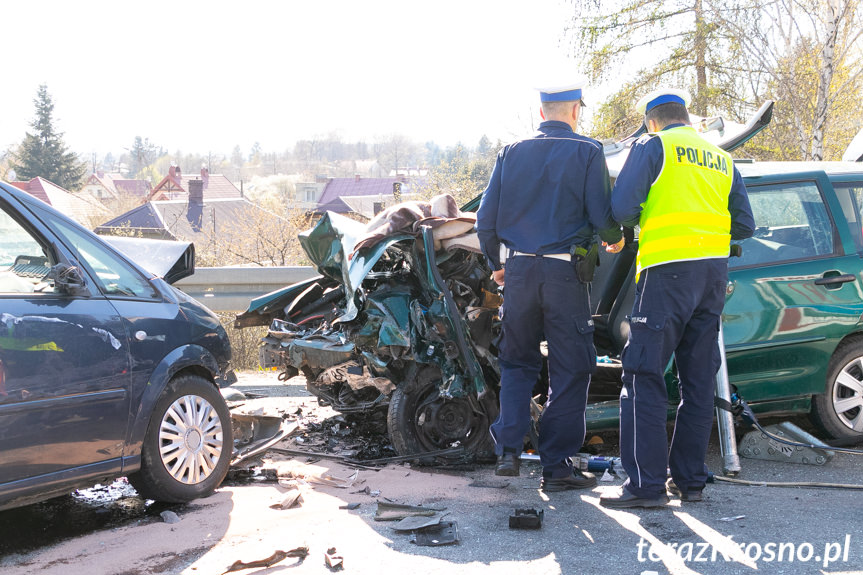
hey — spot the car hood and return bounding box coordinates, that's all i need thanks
[102,236,195,284]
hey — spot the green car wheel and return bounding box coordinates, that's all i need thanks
[388,363,497,463]
[812,340,863,441]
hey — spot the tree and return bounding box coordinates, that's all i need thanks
[249,142,263,165]
[231,145,244,168]
[568,0,863,159]
[420,141,499,206]
[725,0,863,160]
[373,134,424,176]
[193,201,313,267]
[128,136,164,177]
[11,84,86,190]
[567,0,743,133]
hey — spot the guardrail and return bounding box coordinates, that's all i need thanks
[174,266,318,312]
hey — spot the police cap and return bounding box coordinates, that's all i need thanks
[537,77,587,107]
[635,88,691,115]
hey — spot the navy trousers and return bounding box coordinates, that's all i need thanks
[619,258,728,498]
[490,255,596,477]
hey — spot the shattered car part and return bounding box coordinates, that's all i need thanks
[410,521,460,546]
[509,508,544,530]
[230,414,299,466]
[325,547,344,571]
[374,501,447,521]
[222,548,309,573]
[391,512,448,531]
[239,205,500,463]
[270,489,303,510]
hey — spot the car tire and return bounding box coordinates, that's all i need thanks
[129,375,233,502]
[811,341,863,441]
[387,363,497,463]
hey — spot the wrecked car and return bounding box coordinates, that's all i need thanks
[238,101,863,461]
[0,182,234,510]
[236,195,501,460]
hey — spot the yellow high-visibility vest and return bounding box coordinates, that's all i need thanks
[636,126,733,278]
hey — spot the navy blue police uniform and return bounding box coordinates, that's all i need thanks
[608,111,755,504]
[476,115,622,481]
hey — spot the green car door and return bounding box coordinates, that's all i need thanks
[723,172,863,421]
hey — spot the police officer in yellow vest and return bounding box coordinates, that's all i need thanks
[600,88,754,508]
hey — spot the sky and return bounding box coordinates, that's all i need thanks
[0,0,587,161]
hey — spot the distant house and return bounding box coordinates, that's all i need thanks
[95,179,286,248]
[145,166,243,203]
[315,175,421,217]
[294,175,329,211]
[10,177,107,225]
[81,172,152,204]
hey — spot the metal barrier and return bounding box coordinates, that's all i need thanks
[174,266,318,312]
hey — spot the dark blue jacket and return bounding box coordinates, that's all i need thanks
[476,121,622,271]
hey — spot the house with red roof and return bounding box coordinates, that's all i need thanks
[81,171,152,204]
[10,177,107,225]
[145,166,243,203]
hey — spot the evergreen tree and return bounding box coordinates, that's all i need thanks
[11,84,86,190]
[128,136,164,177]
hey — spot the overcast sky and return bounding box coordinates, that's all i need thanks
[0,0,586,160]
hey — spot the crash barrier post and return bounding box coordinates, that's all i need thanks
[715,322,741,476]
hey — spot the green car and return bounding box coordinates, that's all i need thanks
[238,114,863,461]
[580,161,863,442]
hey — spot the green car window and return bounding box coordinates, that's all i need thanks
[731,181,834,268]
[833,182,863,253]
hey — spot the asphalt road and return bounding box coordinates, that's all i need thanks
[1,372,862,575]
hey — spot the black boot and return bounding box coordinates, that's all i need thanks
[495,448,520,476]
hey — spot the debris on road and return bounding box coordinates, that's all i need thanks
[306,469,360,488]
[509,508,543,530]
[719,515,746,522]
[374,501,447,521]
[159,510,181,524]
[468,478,510,488]
[222,547,309,573]
[230,413,299,466]
[339,502,361,510]
[270,489,303,510]
[391,512,448,531]
[410,521,460,546]
[324,547,344,571]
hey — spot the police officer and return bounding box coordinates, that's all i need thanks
[476,79,624,491]
[600,88,755,508]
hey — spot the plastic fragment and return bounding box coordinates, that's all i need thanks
[222,547,308,574]
[325,547,344,570]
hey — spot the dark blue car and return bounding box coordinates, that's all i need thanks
[0,182,234,510]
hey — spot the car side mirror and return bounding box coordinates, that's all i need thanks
[48,262,90,297]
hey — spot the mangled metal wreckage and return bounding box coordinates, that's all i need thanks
[236,199,504,461]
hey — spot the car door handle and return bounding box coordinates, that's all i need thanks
[814,274,856,286]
